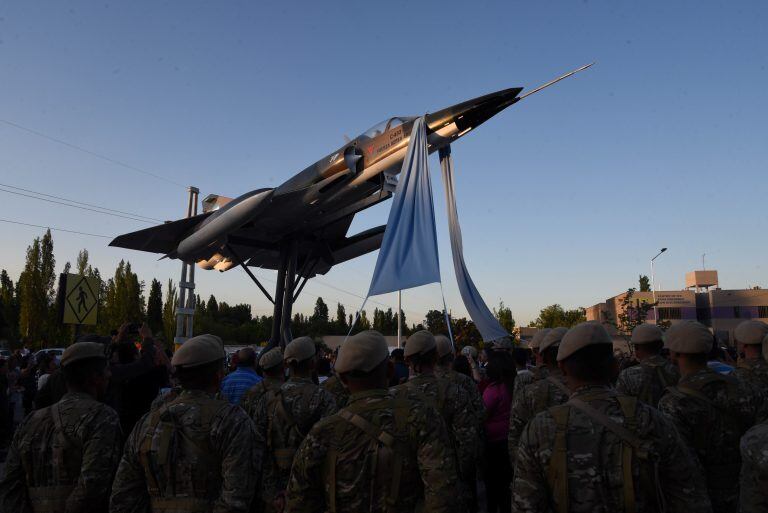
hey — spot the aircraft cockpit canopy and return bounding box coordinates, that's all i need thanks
[361,116,416,139]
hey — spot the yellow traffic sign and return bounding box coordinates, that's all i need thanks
[62,274,100,325]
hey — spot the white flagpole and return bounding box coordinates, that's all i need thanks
[397,290,402,347]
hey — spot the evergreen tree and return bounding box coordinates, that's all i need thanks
[146,279,163,334]
[207,295,219,318]
[162,279,178,348]
[335,303,347,333]
[0,270,18,342]
[18,236,43,341]
[357,310,371,331]
[312,297,329,324]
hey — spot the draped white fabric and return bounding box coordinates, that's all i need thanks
[439,146,509,342]
[368,117,441,297]
[365,115,507,343]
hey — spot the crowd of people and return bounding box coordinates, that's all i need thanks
[0,318,766,513]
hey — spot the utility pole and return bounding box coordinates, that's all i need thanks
[175,186,199,348]
[651,247,668,325]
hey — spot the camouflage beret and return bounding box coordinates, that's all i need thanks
[61,342,107,367]
[540,327,568,353]
[259,347,283,370]
[335,330,389,374]
[664,321,713,354]
[404,330,436,358]
[734,320,768,346]
[461,345,478,359]
[172,334,225,368]
[557,322,612,361]
[284,336,316,363]
[529,328,552,350]
[435,335,453,357]
[631,324,664,345]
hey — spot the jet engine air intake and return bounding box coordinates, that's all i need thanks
[343,146,364,174]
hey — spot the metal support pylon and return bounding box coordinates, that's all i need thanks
[175,186,199,348]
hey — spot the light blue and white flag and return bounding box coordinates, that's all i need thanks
[439,146,509,342]
[368,117,441,296]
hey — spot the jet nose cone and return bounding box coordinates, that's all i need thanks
[425,87,523,141]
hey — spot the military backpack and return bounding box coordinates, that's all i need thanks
[325,389,411,513]
[138,394,226,513]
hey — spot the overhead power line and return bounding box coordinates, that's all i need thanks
[0,182,163,223]
[0,118,186,188]
[0,217,112,238]
[0,186,157,224]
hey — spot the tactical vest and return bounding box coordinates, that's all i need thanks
[325,389,410,513]
[669,372,744,485]
[267,387,317,471]
[22,403,87,513]
[637,360,676,406]
[138,394,225,513]
[546,395,663,513]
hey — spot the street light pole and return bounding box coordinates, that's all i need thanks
[651,247,668,325]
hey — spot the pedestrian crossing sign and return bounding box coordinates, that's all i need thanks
[62,273,100,325]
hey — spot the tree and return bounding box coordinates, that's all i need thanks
[76,249,91,276]
[335,303,347,333]
[357,310,371,332]
[602,288,668,343]
[146,279,163,334]
[18,234,47,342]
[312,297,329,324]
[493,301,515,333]
[531,304,586,329]
[452,317,481,346]
[425,309,448,335]
[639,275,651,292]
[102,260,145,329]
[207,295,219,318]
[0,270,18,342]
[162,279,178,348]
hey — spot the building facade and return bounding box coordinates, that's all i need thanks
[586,271,768,345]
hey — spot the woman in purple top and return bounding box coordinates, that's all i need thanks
[482,351,516,513]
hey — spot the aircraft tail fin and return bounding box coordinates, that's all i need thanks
[110,212,211,255]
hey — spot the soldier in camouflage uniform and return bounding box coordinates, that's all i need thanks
[733,320,768,409]
[513,322,712,513]
[322,373,350,409]
[394,330,477,510]
[254,337,337,512]
[514,328,551,396]
[285,330,459,513]
[110,334,260,513]
[435,335,484,423]
[658,321,759,513]
[508,327,569,468]
[240,347,285,418]
[740,416,768,512]
[615,323,679,406]
[435,334,483,513]
[0,342,122,513]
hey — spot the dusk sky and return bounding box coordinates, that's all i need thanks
[1,1,766,326]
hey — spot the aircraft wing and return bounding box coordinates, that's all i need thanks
[241,224,386,278]
[109,212,213,254]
